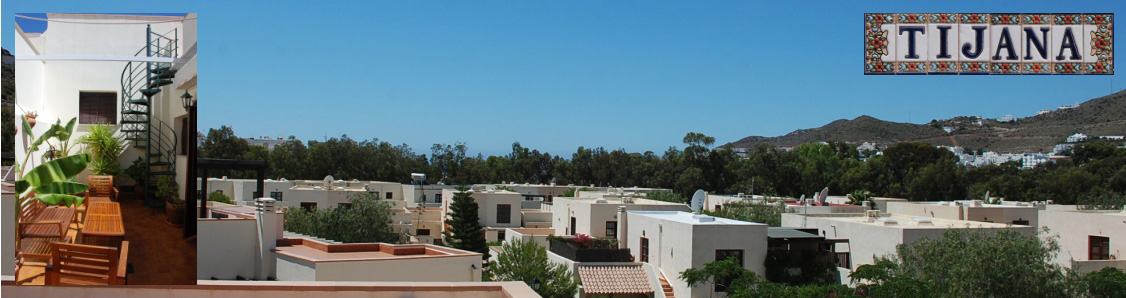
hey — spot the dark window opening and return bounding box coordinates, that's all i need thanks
[497,204,512,224]
[498,230,506,242]
[385,192,393,199]
[79,92,117,124]
[1090,236,1111,260]
[640,237,650,263]
[1012,219,1030,225]
[338,203,353,209]
[417,229,431,236]
[300,202,317,211]
[606,221,617,238]
[715,249,745,292]
[270,192,283,201]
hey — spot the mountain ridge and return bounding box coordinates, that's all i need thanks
[729,90,1126,153]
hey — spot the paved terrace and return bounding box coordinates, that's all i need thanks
[16,196,196,285]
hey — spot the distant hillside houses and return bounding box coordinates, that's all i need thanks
[996,114,1016,123]
[245,135,298,151]
[1066,133,1124,144]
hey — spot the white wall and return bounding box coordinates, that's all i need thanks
[197,218,259,280]
[291,255,482,282]
[1040,210,1126,268]
[626,212,766,298]
[553,197,690,237]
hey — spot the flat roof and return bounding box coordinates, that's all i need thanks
[791,213,1018,229]
[274,238,481,263]
[629,210,765,225]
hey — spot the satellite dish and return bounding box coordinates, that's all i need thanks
[690,189,706,213]
[818,187,829,205]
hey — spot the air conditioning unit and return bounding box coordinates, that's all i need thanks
[865,210,880,221]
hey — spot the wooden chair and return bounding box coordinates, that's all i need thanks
[45,241,129,285]
[15,236,72,283]
[86,176,119,203]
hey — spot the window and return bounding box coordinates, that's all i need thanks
[498,230,506,242]
[300,202,317,211]
[606,221,617,238]
[79,92,117,124]
[570,217,577,236]
[715,250,745,292]
[1090,236,1111,260]
[385,192,393,199]
[433,239,443,245]
[417,229,431,236]
[497,204,512,224]
[640,237,650,262]
[270,192,283,201]
[338,203,353,209]
[1012,219,1030,225]
[434,193,442,203]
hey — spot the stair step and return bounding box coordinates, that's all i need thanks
[140,88,162,97]
[121,129,146,133]
[149,153,162,157]
[155,71,176,79]
[123,109,147,115]
[150,162,170,166]
[149,79,173,88]
[150,171,176,176]
[126,98,150,105]
[121,120,148,124]
[151,66,173,74]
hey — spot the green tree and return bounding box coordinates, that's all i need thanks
[890,228,1067,297]
[283,192,399,243]
[704,200,785,227]
[645,190,686,203]
[1083,267,1126,298]
[443,186,489,260]
[208,191,233,204]
[489,240,578,298]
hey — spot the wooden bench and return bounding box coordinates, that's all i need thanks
[19,195,76,240]
[46,241,129,285]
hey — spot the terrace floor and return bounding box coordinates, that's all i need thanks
[16,195,197,285]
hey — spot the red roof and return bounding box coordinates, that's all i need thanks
[577,265,654,295]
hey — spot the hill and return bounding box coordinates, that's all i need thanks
[729,90,1126,153]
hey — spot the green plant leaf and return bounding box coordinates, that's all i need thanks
[36,193,83,207]
[20,153,91,188]
[15,180,30,194]
[33,181,90,195]
[21,115,34,139]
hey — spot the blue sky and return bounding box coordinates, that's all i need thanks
[4,1,1124,156]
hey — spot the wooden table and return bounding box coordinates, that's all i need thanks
[82,202,124,248]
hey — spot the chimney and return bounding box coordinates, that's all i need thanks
[255,197,279,280]
[617,206,628,249]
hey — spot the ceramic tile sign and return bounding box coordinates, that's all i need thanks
[865,13,1113,75]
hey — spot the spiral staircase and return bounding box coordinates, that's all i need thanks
[120,25,179,211]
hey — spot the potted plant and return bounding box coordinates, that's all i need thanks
[157,176,185,226]
[124,157,147,201]
[80,124,126,177]
[24,111,37,128]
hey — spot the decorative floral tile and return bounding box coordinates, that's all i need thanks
[1084,14,1113,75]
[864,13,897,74]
